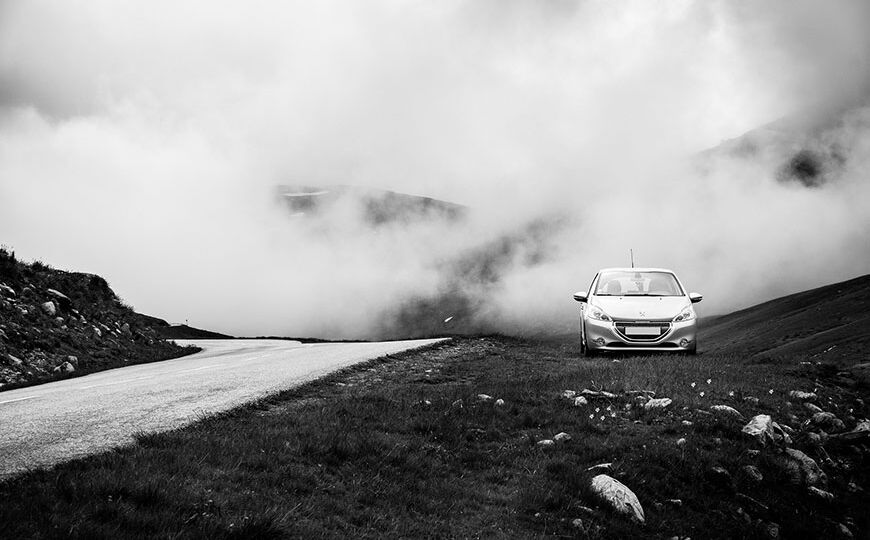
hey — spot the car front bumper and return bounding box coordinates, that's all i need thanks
[584,317,697,353]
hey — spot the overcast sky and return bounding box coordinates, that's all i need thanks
[1,1,869,337]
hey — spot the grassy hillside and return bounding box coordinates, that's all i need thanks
[700,274,870,363]
[0,247,198,390]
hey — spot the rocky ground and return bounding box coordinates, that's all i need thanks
[2,336,867,539]
[0,247,196,390]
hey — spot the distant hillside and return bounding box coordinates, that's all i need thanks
[700,273,870,363]
[696,97,870,188]
[277,185,466,226]
[0,247,197,390]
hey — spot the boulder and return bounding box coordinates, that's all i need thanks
[40,301,56,316]
[537,439,555,448]
[589,474,645,523]
[553,432,572,443]
[779,448,827,488]
[812,412,846,432]
[788,390,817,401]
[573,396,589,407]
[120,322,131,335]
[644,397,672,410]
[710,404,743,419]
[53,361,75,374]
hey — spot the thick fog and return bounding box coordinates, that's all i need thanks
[1,1,869,338]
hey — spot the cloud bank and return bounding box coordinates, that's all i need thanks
[1,0,869,338]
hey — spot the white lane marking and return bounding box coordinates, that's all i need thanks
[179,365,224,373]
[0,395,38,405]
[80,375,155,389]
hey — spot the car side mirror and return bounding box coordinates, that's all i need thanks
[573,291,588,303]
[689,292,703,303]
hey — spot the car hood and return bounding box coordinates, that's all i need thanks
[591,296,690,320]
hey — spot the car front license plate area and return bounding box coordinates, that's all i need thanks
[625,326,660,336]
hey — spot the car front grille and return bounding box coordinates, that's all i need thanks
[612,319,672,342]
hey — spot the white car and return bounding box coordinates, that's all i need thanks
[573,268,702,355]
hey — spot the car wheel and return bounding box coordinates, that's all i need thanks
[686,343,698,356]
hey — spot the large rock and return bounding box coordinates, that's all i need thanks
[589,474,645,523]
[779,448,827,488]
[742,415,791,446]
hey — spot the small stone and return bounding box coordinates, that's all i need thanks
[585,462,612,473]
[789,390,818,401]
[562,390,577,399]
[804,403,824,414]
[581,389,618,399]
[553,432,571,443]
[676,438,687,447]
[708,466,733,488]
[760,521,780,539]
[537,439,555,448]
[836,523,854,539]
[573,396,589,407]
[807,486,834,502]
[644,397,673,410]
[665,499,682,507]
[477,394,493,402]
[744,396,760,406]
[571,518,584,529]
[681,420,693,426]
[40,301,56,316]
[712,437,723,446]
[494,398,505,407]
[779,448,827,488]
[812,412,846,432]
[746,449,761,457]
[710,404,743,419]
[6,354,22,366]
[451,399,463,409]
[741,465,763,484]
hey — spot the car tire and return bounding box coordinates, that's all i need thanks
[686,344,698,356]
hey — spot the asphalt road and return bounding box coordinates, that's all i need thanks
[0,338,445,480]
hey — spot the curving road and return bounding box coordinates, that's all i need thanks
[0,338,445,480]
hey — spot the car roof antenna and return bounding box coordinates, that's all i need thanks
[630,248,635,268]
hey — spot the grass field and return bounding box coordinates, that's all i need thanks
[1,336,867,539]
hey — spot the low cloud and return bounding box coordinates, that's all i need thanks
[1,1,869,338]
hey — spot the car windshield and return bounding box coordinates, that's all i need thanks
[595,271,684,296]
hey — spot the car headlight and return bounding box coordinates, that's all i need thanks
[673,307,696,322]
[587,305,612,322]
